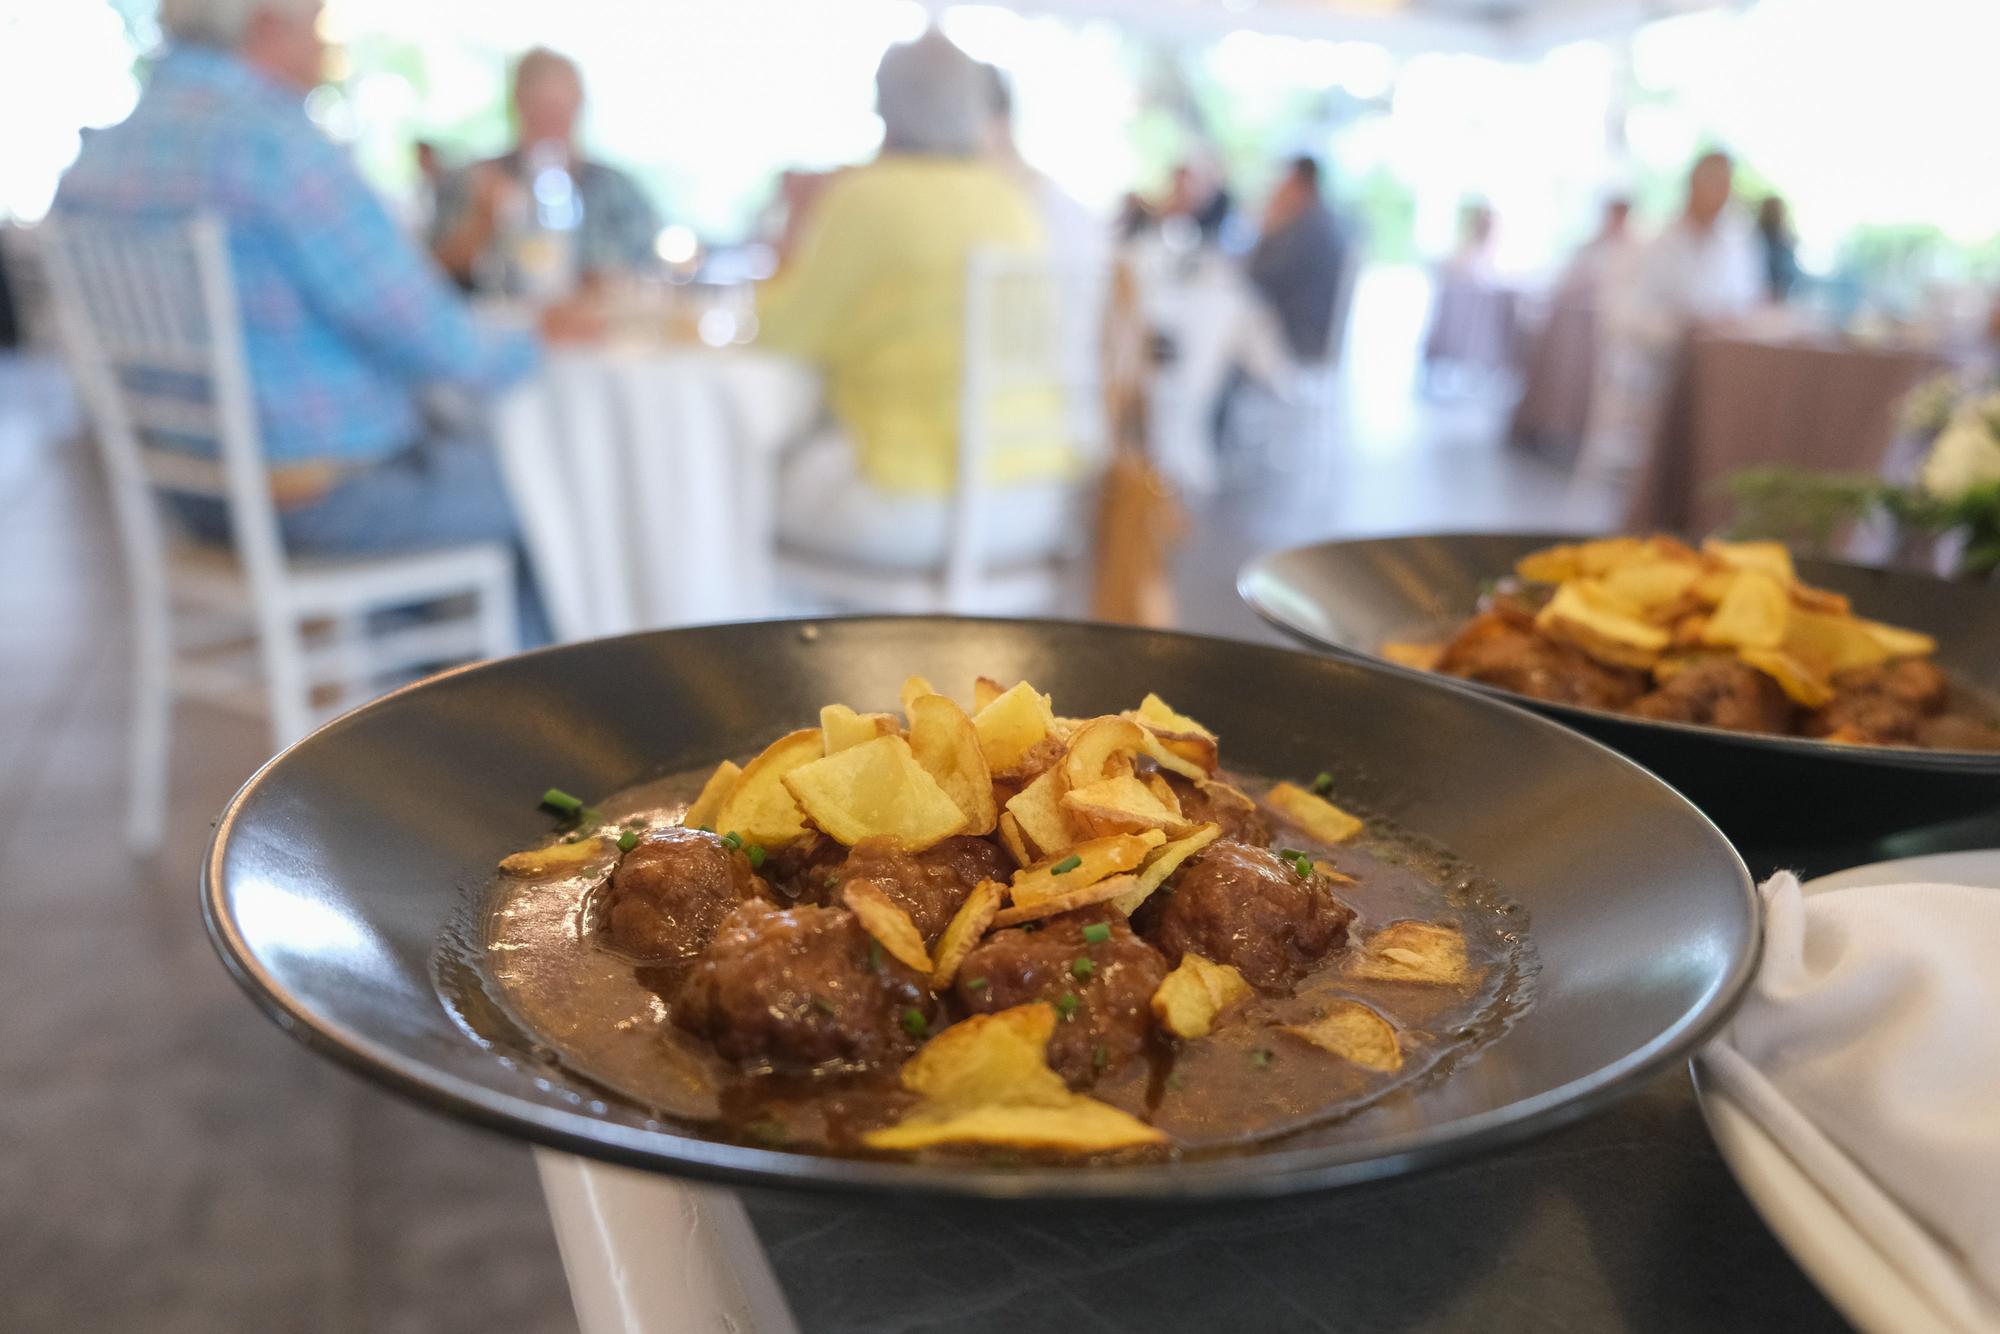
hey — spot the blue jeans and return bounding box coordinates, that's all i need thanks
[171,431,549,646]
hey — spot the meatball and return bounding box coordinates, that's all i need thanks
[832,835,1014,944]
[1436,609,1649,711]
[1137,841,1356,991]
[1163,773,1272,847]
[760,831,848,903]
[1806,659,1952,745]
[953,908,1168,1086]
[1628,657,1794,734]
[601,827,767,963]
[674,901,932,1072]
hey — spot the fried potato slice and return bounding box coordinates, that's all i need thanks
[498,837,613,876]
[1109,822,1222,915]
[842,880,933,972]
[713,729,822,847]
[1284,1000,1403,1072]
[1703,537,1796,585]
[1381,640,1446,671]
[996,810,1034,866]
[1061,774,1188,838]
[899,674,939,720]
[1790,583,1851,616]
[1132,725,1210,781]
[972,676,1008,712]
[1265,782,1364,845]
[1061,716,1148,790]
[681,759,742,830]
[1348,921,1472,985]
[1311,859,1357,886]
[1143,771,1183,817]
[1701,570,1791,650]
[1131,692,1215,739]
[862,1099,1169,1153]
[1536,580,1670,668]
[1858,618,1938,659]
[1122,693,1221,774]
[1783,609,1893,676]
[972,681,1060,778]
[1738,646,1836,708]
[1011,832,1163,907]
[992,873,1139,927]
[820,704,897,755]
[1003,767,1073,859]
[1150,952,1252,1039]
[781,735,969,850]
[1598,559,1700,613]
[930,879,1004,988]
[1515,536,1655,584]
[906,693,999,836]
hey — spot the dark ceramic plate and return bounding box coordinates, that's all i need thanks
[204,617,1754,1199]
[1239,533,2000,844]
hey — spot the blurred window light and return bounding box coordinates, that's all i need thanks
[654,223,699,265]
[0,0,143,222]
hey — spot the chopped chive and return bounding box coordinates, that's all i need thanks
[1050,854,1083,875]
[1081,922,1111,944]
[965,977,989,992]
[1250,1047,1273,1068]
[747,844,767,870]
[540,788,583,815]
[1280,847,1307,860]
[867,940,883,971]
[901,1007,930,1039]
[1055,992,1079,1021]
[720,830,744,850]
[1165,1072,1186,1092]
[1070,957,1096,980]
[697,824,714,834]
[1289,853,1314,878]
[616,830,640,852]
[1091,1043,1109,1072]
[811,996,837,1015]
[1311,772,1334,795]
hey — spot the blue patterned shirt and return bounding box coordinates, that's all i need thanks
[54,46,539,465]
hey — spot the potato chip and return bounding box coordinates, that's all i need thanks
[930,880,1004,988]
[1108,822,1222,915]
[1003,768,1074,859]
[1130,692,1215,739]
[972,676,1008,712]
[992,873,1139,927]
[1311,859,1357,886]
[899,675,939,720]
[1150,952,1252,1039]
[1265,782,1364,845]
[1061,774,1188,838]
[1515,537,1652,584]
[681,760,742,830]
[996,810,1033,866]
[1859,618,1937,659]
[1790,583,1851,616]
[861,1098,1169,1153]
[1381,641,1446,671]
[1061,716,1148,790]
[1598,559,1700,613]
[1536,580,1670,668]
[782,735,969,850]
[906,693,998,836]
[1783,609,1892,676]
[498,836,613,876]
[1011,832,1162,907]
[713,729,822,847]
[842,880,933,972]
[972,681,1060,778]
[1283,1000,1402,1072]
[1738,646,1836,708]
[1143,771,1183,817]
[820,704,897,755]
[1703,538,1796,585]
[1347,921,1471,985]
[1670,613,1710,648]
[1132,725,1210,782]
[1123,694,1221,774]
[1701,570,1790,650]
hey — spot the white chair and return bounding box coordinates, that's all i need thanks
[38,215,517,852]
[771,249,1107,615]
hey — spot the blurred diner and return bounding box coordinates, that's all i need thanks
[430,46,662,298]
[1247,156,1353,364]
[755,30,1079,572]
[52,0,584,637]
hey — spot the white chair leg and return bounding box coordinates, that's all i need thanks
[478,560,520,658]
[259,609,317,749]
[126,590,173,853]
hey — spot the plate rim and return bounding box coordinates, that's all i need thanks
[203,613,1761,1200]
[1690,848,2000,1334]
[1237,530,2000,775]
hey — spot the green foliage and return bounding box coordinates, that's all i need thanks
[1725,469,2000,577]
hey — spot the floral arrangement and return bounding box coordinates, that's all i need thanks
[1726,371,2000,578]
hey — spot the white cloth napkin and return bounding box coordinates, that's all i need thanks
[1702,872,2000,1334]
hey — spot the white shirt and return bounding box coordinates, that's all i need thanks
[1611,212,1764,351]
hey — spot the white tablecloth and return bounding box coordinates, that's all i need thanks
[495,344,820,641]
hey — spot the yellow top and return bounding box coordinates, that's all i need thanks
[756,157,1076,495]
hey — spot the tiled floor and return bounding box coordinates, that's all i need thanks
[0,274,1617,1334]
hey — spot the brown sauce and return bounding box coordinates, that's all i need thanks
[463,767,1534,1162]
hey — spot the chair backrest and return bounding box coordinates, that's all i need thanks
[36,214,290,604]
[950,247,1108,600]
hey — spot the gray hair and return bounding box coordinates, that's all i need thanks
[158,0,317,47]
[875,30,986,157]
